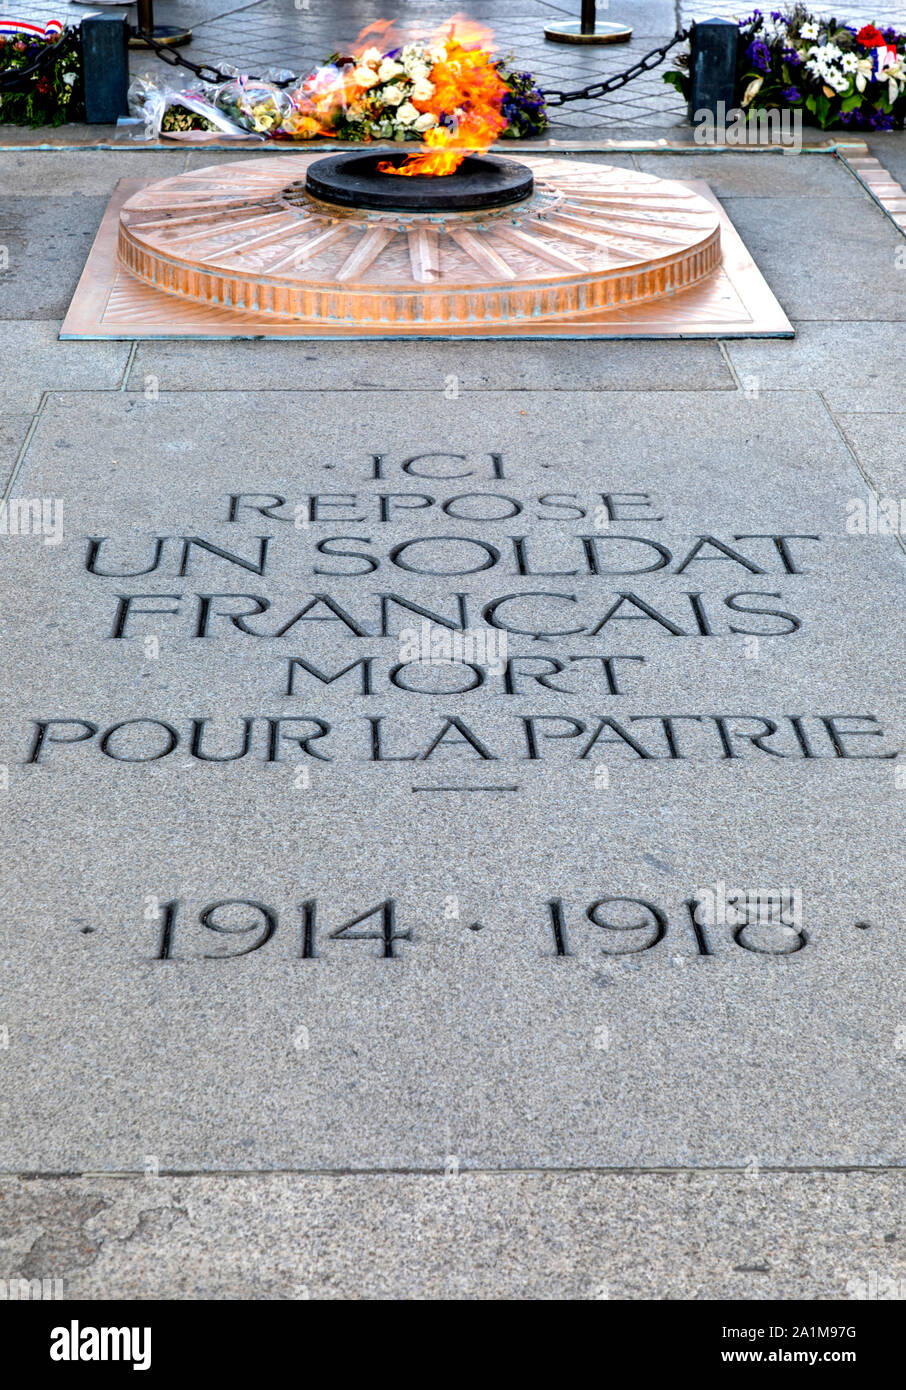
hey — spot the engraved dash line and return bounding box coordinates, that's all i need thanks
[411,785,520,792]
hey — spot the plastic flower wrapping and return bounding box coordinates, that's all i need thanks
[665,5,906,129]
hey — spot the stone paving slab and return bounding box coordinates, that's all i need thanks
[0,151,190,197]
[0,196,109,320]
[1,388,905,1174]
[0,384,872,524]
[3,776,905,1172]
[0,413,34,491]
[726,322,906,392]
[0,322,129,411]
[126,338,734,394]
[634,151,871,199]
[714,194,906,322]
[179,149,639,172]
[822,388,903,414]
[1,1171,904,1300]
[834,412,906,504]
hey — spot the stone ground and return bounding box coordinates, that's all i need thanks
[2,0,906,1305]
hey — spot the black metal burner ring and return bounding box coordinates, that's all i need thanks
[303,151,534,213]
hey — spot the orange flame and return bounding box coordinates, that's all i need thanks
[284,18,402,140]
[377,18,508,176]
[353,17,397,53]
[285,16,507,171]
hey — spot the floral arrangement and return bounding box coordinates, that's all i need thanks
[132,23,548,145]
[280,34,547,145]
[286,39,458,142]
[160,100,219,135]
[0,20,82,128]
[665,6,906,129]
[499,68,549,139]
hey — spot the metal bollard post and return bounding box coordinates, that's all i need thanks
[81,13,129,124]
[130,0,192,49]
[688,18,738,124]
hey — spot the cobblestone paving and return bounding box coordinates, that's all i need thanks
[5,0,906,133]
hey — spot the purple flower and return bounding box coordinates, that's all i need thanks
[782,46,802,66]
[781,85,801,101]
[747,38,772,71]
[870,109,894,130]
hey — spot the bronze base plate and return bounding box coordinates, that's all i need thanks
[61,172,792,340]
[129,25,192,48]
[544,21,633,44]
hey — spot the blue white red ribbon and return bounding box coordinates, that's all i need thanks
[0,20,64,41]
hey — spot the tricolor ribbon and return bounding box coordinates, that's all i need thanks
[0,20,64,40]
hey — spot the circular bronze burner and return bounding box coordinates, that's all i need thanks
[304,150,534,213]
[118,155,723,329]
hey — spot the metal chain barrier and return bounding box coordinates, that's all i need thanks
[541,28,688,106]
[132,25,691,103]
[0,23,689,103]
[133,29,297,86]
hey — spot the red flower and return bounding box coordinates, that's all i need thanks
[36,75,51,95]
[857,24,886,47]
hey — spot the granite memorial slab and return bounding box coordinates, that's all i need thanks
[0,386,904,1174]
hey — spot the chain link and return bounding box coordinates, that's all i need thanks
[133,25,690,105]
[133,29,297,86]
[541,28,689,106]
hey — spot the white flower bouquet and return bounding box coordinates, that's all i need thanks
[666,5,906,130]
